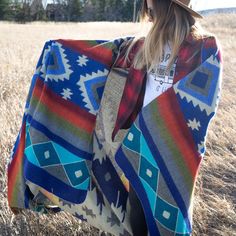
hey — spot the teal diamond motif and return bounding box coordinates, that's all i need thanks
[154,195,178,231]
[64,161,90,186]
[123,123,141,153]
[33,142,60,167]
[139,156,158,191]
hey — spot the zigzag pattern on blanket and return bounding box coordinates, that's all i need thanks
[7,34,222,236]
[7,37,131,209]
[114,52,222,235]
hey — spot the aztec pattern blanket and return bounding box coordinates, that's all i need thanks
[7,33,222,236]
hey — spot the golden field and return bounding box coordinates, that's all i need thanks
[0,14,235,235]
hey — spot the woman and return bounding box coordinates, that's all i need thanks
[118,1,207,235]
[7,0,222,235]
[106,1,222,235]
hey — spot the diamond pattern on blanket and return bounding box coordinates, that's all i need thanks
[139,156,159,192]
[140,134,158,167]
[42,42,73,82]
[25,126,90,190]
[62,161,89,187]
[120,120,191,234]
[173,55,221,116]
[123,123,141,154]
[8,36,222,236]
[77,69,109,115]
[154,195,190,234]
[154,195,179,231]
[33,142,61,167]
[186,68,213,100]
[177,66,216,106]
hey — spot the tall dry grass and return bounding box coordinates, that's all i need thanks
[0,14,235,236]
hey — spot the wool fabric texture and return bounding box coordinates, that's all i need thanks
[7,33,222,236]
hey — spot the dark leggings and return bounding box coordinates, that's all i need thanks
[129,184,148,236]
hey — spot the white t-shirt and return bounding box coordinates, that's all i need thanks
[143,43,176,108]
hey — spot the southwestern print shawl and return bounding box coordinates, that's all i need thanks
[7,33,222,236]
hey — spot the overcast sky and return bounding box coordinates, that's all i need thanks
[193,0,236,11]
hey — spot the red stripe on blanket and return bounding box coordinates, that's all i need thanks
[7,123,26,206]
[33,79,96,134]
[157,88,202,179]
[56,40,113,66]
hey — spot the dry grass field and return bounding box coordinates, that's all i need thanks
[0,14,235,236]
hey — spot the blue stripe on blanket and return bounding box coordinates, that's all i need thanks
[23,156,88,204]
[115,147,161,236]
[26,114,93,161]
[138,112,192,233]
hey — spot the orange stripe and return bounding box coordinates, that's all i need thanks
[33,79,96,134]
[157,88,201,179]
[56,40,113,66]
[8,124,26,206]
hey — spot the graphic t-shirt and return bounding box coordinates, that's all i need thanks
[142,43,177,108]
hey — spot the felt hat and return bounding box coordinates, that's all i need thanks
[171,0,203,18]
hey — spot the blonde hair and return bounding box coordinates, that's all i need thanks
[124,0,204,74]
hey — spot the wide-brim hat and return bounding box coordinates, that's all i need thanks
[171,0,203,18]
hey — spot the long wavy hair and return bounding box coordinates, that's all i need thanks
[124,0,204,74]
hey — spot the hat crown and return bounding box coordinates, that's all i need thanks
[171,0,202,18]
[178,0,192,7]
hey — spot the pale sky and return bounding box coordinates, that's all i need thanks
[192,0,236,11]
[43,0,236,11]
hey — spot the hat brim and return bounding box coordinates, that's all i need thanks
[172,0,203,18]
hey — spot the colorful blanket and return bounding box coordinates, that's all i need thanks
[7,34,222,236]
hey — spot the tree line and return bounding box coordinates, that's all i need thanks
[0,0,142,22]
